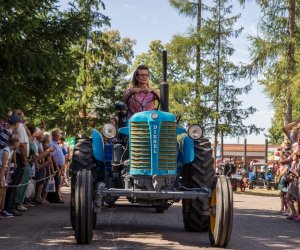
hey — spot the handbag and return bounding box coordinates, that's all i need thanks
[45,177,56,193]
[25,179,36,198]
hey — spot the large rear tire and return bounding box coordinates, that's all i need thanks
[209,175,233,247]
[75,169,94,244]
[182,138,215,232]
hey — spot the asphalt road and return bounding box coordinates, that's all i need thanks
[0,187,299,250]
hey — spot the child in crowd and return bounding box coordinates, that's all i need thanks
[0,134,20,218]
[277,152,289,215]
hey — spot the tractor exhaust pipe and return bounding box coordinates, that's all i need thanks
[160,50,169,112]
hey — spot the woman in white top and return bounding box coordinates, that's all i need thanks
[0,134,19,217]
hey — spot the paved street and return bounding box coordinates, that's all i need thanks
[0,187,299,250]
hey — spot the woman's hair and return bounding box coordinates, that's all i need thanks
[43,133,51,144]
[8,133,19,146]
[26,124,35,136]
[131,65,149,87]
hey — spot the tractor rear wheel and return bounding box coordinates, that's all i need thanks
[209,175,233,247]
[182,138,215,232]
[75,169,94,244]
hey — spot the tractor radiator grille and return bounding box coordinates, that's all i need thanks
[159,122,177,170]
[130,121,177,172]
[130,122,151,171]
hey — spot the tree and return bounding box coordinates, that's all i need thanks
[198,0,261,163]
[169,0,204,124]
[61,28,135,135]
[246,0,299,140]
[0,0,87,118]
[169,1,260,130]
[0,0,135,136]
[132,40,195,122]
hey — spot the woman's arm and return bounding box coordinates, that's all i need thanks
[283,117,300,138]
[147,87,160,98]
[278,165,288,179]
[123,88,140,103]
[280,155,292,165]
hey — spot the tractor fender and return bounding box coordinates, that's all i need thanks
[180,134,194,164]
[92,129,105,162]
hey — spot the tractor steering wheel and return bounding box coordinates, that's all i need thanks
[126,88,160,115]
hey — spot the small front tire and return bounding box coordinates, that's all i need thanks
[74,169,94,244]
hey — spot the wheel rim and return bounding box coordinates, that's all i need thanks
[210,188,217,233]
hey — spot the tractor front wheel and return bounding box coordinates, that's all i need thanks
[74,169,94,244]
[209,175,233,247]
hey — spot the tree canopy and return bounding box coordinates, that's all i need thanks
[1,0,299,144]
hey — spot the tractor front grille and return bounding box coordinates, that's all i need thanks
[159,122,177,170]
[130,121,177,173]
[130,122,151,171]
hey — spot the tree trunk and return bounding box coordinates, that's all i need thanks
[214,0,221,168]
[284,0,295,125]
[195,0,202,124]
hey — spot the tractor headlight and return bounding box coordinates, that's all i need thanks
[102,124,117,139]
[188,125,203,140]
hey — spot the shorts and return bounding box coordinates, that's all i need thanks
[35,168,46,186]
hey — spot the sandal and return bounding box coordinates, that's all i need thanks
[16,205,27,211]
[286,214,297,220]
[293,215,300,222]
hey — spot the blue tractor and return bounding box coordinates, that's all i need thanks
[69,51,233,247]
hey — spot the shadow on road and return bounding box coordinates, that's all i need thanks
[0,191,299,250]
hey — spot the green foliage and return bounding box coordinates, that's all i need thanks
[132,40,194,122]
[166,0,261,139]
[66,29,135,134]
[247,0,300,136]
[0,0,134,136]
[0,0,87,120]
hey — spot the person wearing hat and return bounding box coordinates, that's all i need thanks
[0,114,21,150]
[5,110,29,216]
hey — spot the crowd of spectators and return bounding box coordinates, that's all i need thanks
[274,117,300,222]
[0,109,70,218]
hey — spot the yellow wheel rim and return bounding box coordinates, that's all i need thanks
[210,188,217,233]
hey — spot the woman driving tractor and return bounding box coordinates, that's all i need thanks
[123,65,160,118]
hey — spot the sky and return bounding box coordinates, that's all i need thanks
[60,0,274,144]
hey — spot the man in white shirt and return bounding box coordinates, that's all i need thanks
[4,110,29,215]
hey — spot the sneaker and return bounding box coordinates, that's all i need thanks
[10,210,22,216]
[1,210,14,218]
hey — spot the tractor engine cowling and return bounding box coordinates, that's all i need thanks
[129,110,177,177]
